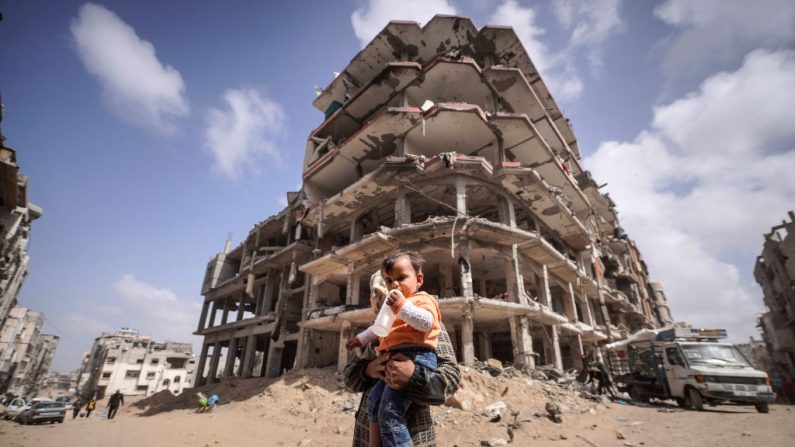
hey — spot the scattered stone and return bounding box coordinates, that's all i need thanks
[545,401,563,423]
[616,431,626,439]
[483,401,507,419]
[480,438,508,446]
[342,400,355,411]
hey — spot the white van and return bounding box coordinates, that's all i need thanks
[608,328,776,413]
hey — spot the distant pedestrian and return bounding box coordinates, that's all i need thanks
[107,390,124,419]
[72,398,82,419]
[85,398,96,418]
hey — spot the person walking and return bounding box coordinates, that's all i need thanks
[85,398,96,418]
[107,390,124,419]
[71,397,82,419]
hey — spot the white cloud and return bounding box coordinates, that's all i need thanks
[114,274,177,302]
[585,49,795,341]
[351,0,457,47]
[70,2,189,135]
[489,0,624,101]
[204,87,286,179]
[553,0,625,74]
[654,0,795,80]
[110,274,201,343]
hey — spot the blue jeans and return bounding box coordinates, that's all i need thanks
[367,348,437,447]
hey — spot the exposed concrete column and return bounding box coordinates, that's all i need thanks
[237,297,246,321]
[458,238,474,297]
[538,266,552,308]
[346,263,361,306]
[439,263,453,298]
[265,344,283,378]
[195,343,210,386]
[546,326,563,370]
[198,302,210,331]
[498,195,516,228]
[477,279,487,297]
[455,178,467,216]
[241,334,257,378]
[508,245,527,304]
[208,342,222,383]
[510,315,535,369]
[338,320,353,371]
[461,304,475,366]
[563,283,579,323]
[350,216,363,243]
[208,301,219,328]
[221,298,231,325]
[262,270,277,314]
[395,187,411,226]
[477,330,492,360]
[223,337,238,377]
[581,293,595,327]
[571,334,585,371]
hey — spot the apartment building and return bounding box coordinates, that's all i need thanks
[79,328,195,399]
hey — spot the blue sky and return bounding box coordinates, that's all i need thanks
[1,1,793,372]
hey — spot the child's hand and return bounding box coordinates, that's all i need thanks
[386,289,405,309]
[346,336,363,351]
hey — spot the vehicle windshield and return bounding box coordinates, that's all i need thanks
[680,344,752,367]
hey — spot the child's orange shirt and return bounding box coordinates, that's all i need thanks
[377,291,441,352]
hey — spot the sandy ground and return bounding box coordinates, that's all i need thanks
[2,367,793,447]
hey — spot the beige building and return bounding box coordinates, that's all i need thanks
[755,211,795,379]
[79,328,196,399]
[193,16,673,385]
[0,307,58,396]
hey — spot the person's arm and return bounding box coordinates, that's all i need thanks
[394,324,460,406]
[120,395,124,406]
[342,344,384,393]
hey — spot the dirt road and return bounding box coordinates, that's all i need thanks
[2,367,792,447]
[1,402,792,447]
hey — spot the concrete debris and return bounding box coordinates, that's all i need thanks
[482,401,507,419]
[480,439,508,446]
[545,401,563,423]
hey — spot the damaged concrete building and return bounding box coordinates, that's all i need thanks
[193,16,673,385]
[754,211,795,380]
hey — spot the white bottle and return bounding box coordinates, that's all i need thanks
[372,289,404,337]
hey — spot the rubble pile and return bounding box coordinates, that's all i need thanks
[135,362,615,444]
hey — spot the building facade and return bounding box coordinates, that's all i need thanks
[78,328,196,399]
[0,307,58,396]
[0,106,43,331]
[193,16,673,385]
[754,211,795,379]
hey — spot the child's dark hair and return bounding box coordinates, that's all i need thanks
[382,250,424,274]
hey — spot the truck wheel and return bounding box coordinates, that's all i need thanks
[754,402,769,414]
[675,397,686,408]
[629,386,647,403]
[685,388,703,411]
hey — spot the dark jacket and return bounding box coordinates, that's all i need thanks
[343,325,460,447]
[108,392,124,407]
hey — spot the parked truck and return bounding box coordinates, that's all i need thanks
[606,327,775,413]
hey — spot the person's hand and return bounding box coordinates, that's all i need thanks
[346,336,363,351]
[386,289,405,309]
[385,353,416,390]
[365,352,390,381]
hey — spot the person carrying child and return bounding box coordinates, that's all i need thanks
[347,251,441,447]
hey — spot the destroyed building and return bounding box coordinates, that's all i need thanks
[78,328,196,398]
[0,307,58,396]
[0,103,43,330]
[754,211,795,379]
[193,16,673,385]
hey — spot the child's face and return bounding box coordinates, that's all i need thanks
[382,255,423,298]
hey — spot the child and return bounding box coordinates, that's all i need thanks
[347,251,441,447]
